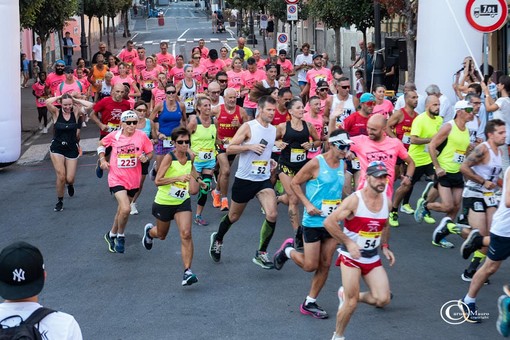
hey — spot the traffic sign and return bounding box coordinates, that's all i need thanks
[465,0,508,32]
[287,4,298,21]
[277,33,288,44]
[285,0,299,4]
[260,14,268,30]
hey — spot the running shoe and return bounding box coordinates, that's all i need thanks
[461,270,490,285]
[423,214,436,224]
[252,251,274,269]
[300,300,329,319]
[432,238,455,249]
[149,161,157,181]
[220,198,229,211]
[115,236,125,253]
[338,286,345,310]
[42,127,48,134]
[95,159,103,178]
[273,238,294,270]
[182,270,198,286]
[209,232,222,262]
[421,181,434,200]
[458,299,481,323]
[104,232,116,253]
[130,202,138,215]
[194,215,209,226]
[498,295,510,337]
[142,223,154,250]
[54,200,63,212]
[432,217,454,244]
[414,198,426,223]
[461,229,482,260]
[67,184,74,197]
[212,190,221,208]
[400,204,414,215]
[389,212,399,227]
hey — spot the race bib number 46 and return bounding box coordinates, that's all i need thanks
[169,183,188,200]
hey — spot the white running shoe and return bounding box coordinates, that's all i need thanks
[130,202,138,215]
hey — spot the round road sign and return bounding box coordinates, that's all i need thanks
[285,0,299,4]
[278,34,288,44]
[288,5,297,14]
[466,0,508,32]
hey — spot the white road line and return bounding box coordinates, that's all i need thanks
[144,41,153,45]
[174,29,190,57]
[161,39,169,43]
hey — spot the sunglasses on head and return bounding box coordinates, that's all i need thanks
[176,140,190,145]
[364,101,375,107]
[166,90,176,94]
[124,120,138,125]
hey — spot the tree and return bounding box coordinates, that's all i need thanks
[121,0,132,39]
[105,0,123,50]
[22,0,78,72]
[379,0,418,82]
[19,0,45,29]
[266,0,308,49]
[82,0,107,59]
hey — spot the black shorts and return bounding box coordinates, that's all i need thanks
[50,141,79,159]
[152,199,192,222]
[410,163,435,185]
[141,160,150,175]
[277,163,299,177]
[488,233,510,261]
[231,177,273,204]
[463,196,497,212]
[303,226,332,243]
[141,89,152,103]
[435,172,464,189]
[110,186,139,197]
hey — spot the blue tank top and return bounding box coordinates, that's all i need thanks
[159,101,182,136]
[302,154,345,227]
[138,118,151,138]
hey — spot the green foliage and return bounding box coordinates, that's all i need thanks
[20,0,45,29]
[266,0,308,22]
[30,0,78,40]
[308,0,377,31]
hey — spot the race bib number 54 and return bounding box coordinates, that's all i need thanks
[356,231,381,250]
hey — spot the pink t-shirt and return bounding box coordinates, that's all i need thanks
[256,59,266,71]
[118,48,138,65]
[156,52,176,69]
[303,112,324,159]
[372,99,394,118]
[202,58,225,78]
[151,87,166,107]
[76,77,91,94]
[221,58,232,69]
[139,68,159,90]
[132,58,146,79]
[277,59,294,87]
[101,129,153,189]
[168,66,185,84]
[32,82,47,108]
[109,65,119,76]
[243,69,266,109]
[304,96,328,117]
[350,135,408,198]
[305,68,332,96]
[191,65,206,93]
[45,73,66,96]
[112,75,136,95]
[56,80,83,96]
[200,47,209,59]
[226,70,245,97]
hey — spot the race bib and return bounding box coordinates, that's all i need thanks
[483,191,498,207]
[169,183,188,200]
[144,81,154,89]
[453,150,466,163]
[290,148,306,162]
[356,231,382,250]
[107,122,120,132]
[309,145,319,153]
[250,160,268,175]
[350,157,361,170]
[185,97,194,109]
[321,199,341,217]
[117,154,137,168]
[37,97,46,104]
[198,149,214,161]
[401,133,411,145]
[163,139,174,148]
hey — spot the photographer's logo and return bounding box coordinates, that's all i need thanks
[440,300,489,324]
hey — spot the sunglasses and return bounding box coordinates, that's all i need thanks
[364,101,375,107]
[332,142,350,151]
[340,85,351,89]
[193,56,201,59]
[218,79,228,83]
[319,88,329,92]
[166,91,176,94]
[124,121,138,125]
[136,109,147,112]
[463,107,474,113]
[176,140,190,145]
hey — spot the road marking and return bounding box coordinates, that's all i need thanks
[144,40,153,44]
[161,39,169,43]
[210,38,219,42]
[17,137,99,165]
[174,28,190,57]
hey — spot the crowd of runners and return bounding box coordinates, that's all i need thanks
[31,37,510,338]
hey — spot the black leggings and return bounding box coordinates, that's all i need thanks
[37,107,48,126]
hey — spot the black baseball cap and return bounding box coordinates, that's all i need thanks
[366,161,389,177]
[0,242,45,300]
[64,66,74,74]
[278,49,287,55]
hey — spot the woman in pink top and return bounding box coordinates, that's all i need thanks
[139,56,159,103]
[303,96,325,159]
[219,47,232,70]
[168,55,185,85]
[107,55,120,76]
[226,57,245,106]
[372,84,394,118]
[150,72,168,110]
[190,52,206,93]
[112,63,141,102]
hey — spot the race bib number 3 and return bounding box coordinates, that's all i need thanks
[453,150,466,163]
[290,148,306,162]
[351,157,361,170]
[117,154,137,168]
[169,183,188,200]
[251,160,268,175]
[321,199,341,216]
[356,231,382,250]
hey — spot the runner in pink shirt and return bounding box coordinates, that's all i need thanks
[56,67,85,98]
[300,54,332,99]
[242,58,267,118]
[112,63,141,102]
[117,40,138,66]
[372,84,394,118]
[202,49,226,83]
[168,55,185,84]
[45,60,66,97]
[98,110,153,254]
[189,52,206,93]
[139,56,160,103]
[252,50,266,71]
[156,42,176,71]
[349,114,415,199]
[277,50,295,88]
[226,57,245,100]
[198,39,209,59]
[304,80,329,117]
[303,96,325,159]
[132,47,147,81]
[219,47,232,70]
[151,73,168,109]
[75,68,91,99]
[32,71,50,132]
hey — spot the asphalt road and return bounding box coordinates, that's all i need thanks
[2,2,509,339]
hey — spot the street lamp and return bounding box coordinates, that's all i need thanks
[80,0,88,63]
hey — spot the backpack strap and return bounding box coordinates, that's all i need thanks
[22,307,56,327]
